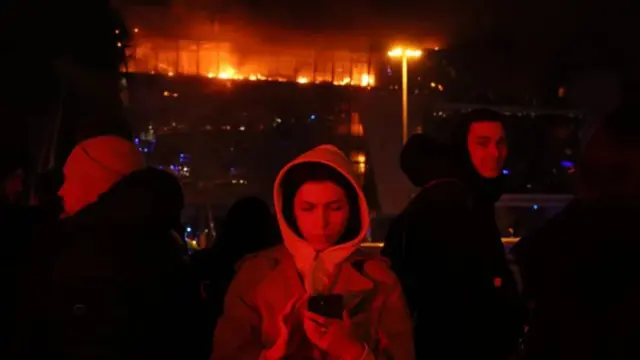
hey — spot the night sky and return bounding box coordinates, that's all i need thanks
[0,0,636,157]
[118,0,636,59]
[1,0,637,81]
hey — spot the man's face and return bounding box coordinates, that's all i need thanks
[467,121,508,179]
[58,160,91,216]
[58,151,105,216]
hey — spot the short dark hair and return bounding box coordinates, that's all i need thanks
[578,106,640,201]
[459,108,506,126]
[280,162,361,242]
[451,108,507,148]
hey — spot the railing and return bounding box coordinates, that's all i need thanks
[361,237,521,248]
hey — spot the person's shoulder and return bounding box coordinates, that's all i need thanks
[421,180,469,203]
[407,180,469,213]
[30,217,71,250]
[234,245,287,275]
[228,245,286,297]
[350,250,398,286]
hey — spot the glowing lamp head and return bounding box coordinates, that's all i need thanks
[387,47,423,58]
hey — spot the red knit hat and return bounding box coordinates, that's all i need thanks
[60,135,144,215]
[66,135,144,178]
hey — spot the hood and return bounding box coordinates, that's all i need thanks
[451,110,506,204]
[72,167,184,231]
[274,145,369,294]
[400,133,460,187]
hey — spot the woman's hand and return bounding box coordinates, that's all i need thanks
[261,296,304,359]
[303,310,367,360]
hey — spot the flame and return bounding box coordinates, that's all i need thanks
[128,37,377,87]
[361,74,374,86]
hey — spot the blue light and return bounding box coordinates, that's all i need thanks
[560,160,575,168]
[134,138,139,144]
[310,115,316,120]
[532,204,539,210]
[186,227,192,232]
[502,169,510,175]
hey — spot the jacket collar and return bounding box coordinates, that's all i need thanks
[258,246,375,314]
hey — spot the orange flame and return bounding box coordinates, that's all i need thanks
[127,36,376,87]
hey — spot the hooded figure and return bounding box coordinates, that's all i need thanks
[13,161,196,359]
[450,109,508,204]
[383,112,524,359]
[212,145,414,360]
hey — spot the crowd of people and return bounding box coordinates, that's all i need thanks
[0,106,638,359]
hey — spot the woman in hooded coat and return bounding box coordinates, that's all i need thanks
[212,145,414,360]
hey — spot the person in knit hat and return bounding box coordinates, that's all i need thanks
[58,135,144,216]
[13,137,198,360]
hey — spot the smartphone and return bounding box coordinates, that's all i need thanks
[307,294,344,320]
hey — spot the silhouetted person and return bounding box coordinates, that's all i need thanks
[13,136,195,360]
[514,105,640,359]
[0,149,28,357]
[216,196,279,268]
[383,109,524,359]
[191,196,278,359]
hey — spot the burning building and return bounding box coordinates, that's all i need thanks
[121,5,384,87]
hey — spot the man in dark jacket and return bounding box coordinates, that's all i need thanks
[13,136,196,360]
[383,109,524,359]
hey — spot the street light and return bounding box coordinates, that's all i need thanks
[388,47,423,143]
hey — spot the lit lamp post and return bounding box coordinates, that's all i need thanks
[387,47,423,144]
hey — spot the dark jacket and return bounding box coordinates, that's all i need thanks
[383,133,524,359]
[513,199,640,360]
[12,168,196,360]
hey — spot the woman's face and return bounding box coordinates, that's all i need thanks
[293,181,350,251]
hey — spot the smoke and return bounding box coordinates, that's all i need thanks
[123,1,448,50]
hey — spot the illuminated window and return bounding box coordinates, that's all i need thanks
[351,151,366,177]
[350,151,366,164]
[558,86,566,98]
[350,112,364,136]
